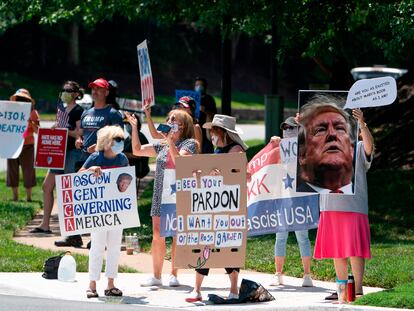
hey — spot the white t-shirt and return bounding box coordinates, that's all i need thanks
[320,141,373,214]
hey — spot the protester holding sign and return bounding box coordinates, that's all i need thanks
[55,78,123,248]
[7,88,39,202]
[31,81,84,234]
[80,125,129,299]
[316,108,374,301]
[125,109,197,287]
[269,117,313,287]
[184,114,248,303]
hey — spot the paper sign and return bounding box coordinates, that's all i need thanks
[279,137,298,164]
[345,76,397,109]
[55,166,140,236]
[175,90,201,119]
[137,40,155,107]
[0,100,31,159]
[174,153,247,269]
[35,128,68,169]
[117,97,143,112]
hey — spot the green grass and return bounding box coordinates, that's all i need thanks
[353,281,414,309]
[0,170,135,273]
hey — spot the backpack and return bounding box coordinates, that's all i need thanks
[42,253,64,279]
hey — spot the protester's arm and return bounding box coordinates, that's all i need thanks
[30,110,40,134]
[125,111,156,157]
[194,124,203,151]
[144,102,163,139]
[352,108,374,157]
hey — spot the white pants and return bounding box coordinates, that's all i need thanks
[88,229,123,281]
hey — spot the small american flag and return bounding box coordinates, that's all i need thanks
[56,108,69,128]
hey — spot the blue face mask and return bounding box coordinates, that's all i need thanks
[111,141,124,155]
[195,85,204,93]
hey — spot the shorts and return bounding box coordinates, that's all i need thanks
[7,144,36,188]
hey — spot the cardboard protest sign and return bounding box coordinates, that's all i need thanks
[56,166,140,236]
[174,153,247,269]
[345,77,397,109]
[247,141,319,236]
[296,90,357,195]
[0,100,31,159]
[175,90,201,119]
[35,128,68,169]
[137,40,155,108]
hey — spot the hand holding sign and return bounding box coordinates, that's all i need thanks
[345,76,397,109]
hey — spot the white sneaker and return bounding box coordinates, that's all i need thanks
[228,292,239,300]
[168,275,180,287]
[302,274,313,287]
[141,276,162,287]
[269,272,284,286]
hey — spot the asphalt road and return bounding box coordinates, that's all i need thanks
[0,294,181,311]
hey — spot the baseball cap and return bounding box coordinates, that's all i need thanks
[280,116,298,130]
[88,78,109,89]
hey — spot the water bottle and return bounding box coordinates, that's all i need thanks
[125,235,133,255]
[347,274,356,302]
[58,251,76,282]
[133,233,140,253]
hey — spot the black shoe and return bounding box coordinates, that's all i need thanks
[54,235,83,247]
[325,292,338,300]
[87,241,91,249]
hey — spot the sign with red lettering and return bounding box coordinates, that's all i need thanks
[35,128,68,169]
[55,166,140,236]
[174,153,247,269]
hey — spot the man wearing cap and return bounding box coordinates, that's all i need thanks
[7,89,40,202]
[297,96,356,194]
[55,78,124,247]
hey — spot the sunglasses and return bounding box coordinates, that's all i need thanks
[113,137,124,142]
[61,89,76,93]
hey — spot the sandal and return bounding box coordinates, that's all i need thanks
[86,288,99,298]
[104,287,123,297]
[185,292,202,303]
[30,227,52,234]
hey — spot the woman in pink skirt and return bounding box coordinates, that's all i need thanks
[314,108,374,299]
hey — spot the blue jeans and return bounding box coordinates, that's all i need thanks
[274,230,311,257]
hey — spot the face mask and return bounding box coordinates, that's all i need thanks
[60,92,73,104]
[211,135,219,146]
[111,141,124,155]
[283,127,298,138]
[195,85,204,93]
[168,122,180,133]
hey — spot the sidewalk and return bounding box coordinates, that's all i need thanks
[7,167,390,310]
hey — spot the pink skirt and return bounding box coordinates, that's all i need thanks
[314,211,371,259]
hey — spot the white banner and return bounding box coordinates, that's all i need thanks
[56,166,140,236]
[0,100,32,159]
[137,40,155,107]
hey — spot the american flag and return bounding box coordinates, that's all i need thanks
[56,108,69,128]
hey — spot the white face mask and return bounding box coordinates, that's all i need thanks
[111,141,124,155]
[60,92,73,104]
[283,127,298,138]
[168,122,180,133]
[211,135,219,146]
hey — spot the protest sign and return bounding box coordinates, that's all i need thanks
[55,166,140,236]
[117,97,143,112]
[0,100,31,159]
[35,128,68,169]
[137,40,155,108]
[247,141,319,236]
[345,76,397,109]
[296,90,357,195]
[174,153,247,269]
[175,90,201,119]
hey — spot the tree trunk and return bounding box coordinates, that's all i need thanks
[68,22,80,66]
